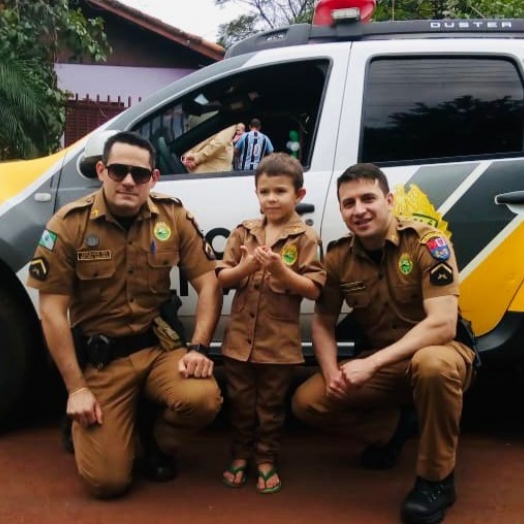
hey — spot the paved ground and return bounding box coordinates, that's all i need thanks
[2,364,524,524]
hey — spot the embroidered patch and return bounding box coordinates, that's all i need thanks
[77,250,112,261]
[425,235,450,261]
[85,234,100,248]
[204,241,216,261]
[90,208,100,219]
[429,262,453,286]
[38,229,57,252]
[281,244,298,266]
[398,252,413,275]
[154,222,171,241]
[29,257,49,281]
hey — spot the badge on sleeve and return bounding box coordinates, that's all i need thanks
[29,257,49,281]
[425,235,450,261]
[38,229,57,252]
[430,262,453,286]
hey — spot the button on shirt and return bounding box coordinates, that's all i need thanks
[217,214,326,364]
[316,218,460,350]
[27,189,215,337]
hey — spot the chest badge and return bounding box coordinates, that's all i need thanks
[85,234,100,248]
[154,222,171,241]
[399,253,413,275]
[281,244,298,266]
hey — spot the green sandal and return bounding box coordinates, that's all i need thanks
[223,462,248,488]
[257,467,282,494]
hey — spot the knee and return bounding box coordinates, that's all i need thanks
[411,347,456,384]
[79,466,132,499]
[165,384,223,427]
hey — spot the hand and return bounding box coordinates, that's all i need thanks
[239,245,260,273]
[253,246,285,275]
[324,368,348,401]
[178,350,214,378]
[66,388,103,428]
[181,154,197,171]
[340,357,377,389]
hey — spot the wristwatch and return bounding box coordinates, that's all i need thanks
[187,343,210,355]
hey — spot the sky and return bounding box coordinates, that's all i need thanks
[118,0,249,42]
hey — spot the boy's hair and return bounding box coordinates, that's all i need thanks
[102,131,156,169]
[250,118,261,129]
[337,162,390,200]
[255,152,304,192]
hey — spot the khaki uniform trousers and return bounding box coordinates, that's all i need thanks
[72,346,222,498]
[224,357,295,464]
[292,342,474,481]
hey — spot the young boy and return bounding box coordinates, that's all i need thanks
[216,152,326,493]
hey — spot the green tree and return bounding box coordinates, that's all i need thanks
[0,0,110,159]
[215,0,315,48]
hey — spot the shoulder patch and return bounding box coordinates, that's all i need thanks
[429,262,453,286]
[424,235,451,261]
[326,235,352,252]
[150,192,183,206]
[29,257,49,281]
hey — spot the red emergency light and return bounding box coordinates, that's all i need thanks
[313,0,377,25]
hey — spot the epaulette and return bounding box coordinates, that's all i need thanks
[326,234,352,252]
[241,219,262,230]
[150,192,183,206]
[57,192,97,218]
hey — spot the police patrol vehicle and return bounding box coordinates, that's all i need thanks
[1,0,524,425]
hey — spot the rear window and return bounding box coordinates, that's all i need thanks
[361,57,524,164]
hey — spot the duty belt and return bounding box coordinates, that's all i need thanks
[84,329,158,369]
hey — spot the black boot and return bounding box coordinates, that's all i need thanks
[401,472,456,524]
[137,399,177,482]
[142,438,177,482]
[360,404,418,470]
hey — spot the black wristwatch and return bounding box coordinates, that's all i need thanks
[187,343,210,356]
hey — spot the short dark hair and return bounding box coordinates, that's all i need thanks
[337,163,390,200]
[255,152,304,192]
[250,118,261,129]
[102,131,156,168]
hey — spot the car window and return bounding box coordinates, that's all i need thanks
[361,57,524,164]
[133,59,329,175]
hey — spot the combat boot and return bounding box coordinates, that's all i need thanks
[401,471,456,524]
[360,404,418,470]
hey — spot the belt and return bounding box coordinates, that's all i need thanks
[110,329,158,358]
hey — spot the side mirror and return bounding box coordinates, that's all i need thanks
[79,130,120,178]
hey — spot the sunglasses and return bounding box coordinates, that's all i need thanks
[105,163,153,184]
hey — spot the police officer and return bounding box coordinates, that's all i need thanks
[291,163,476,524]
[27,131,223,498]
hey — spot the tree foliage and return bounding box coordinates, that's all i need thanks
[215,0,315,48]
[0,0,110,159]
[216,0,524,44]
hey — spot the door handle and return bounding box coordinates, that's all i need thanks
[295,203,315,215]
[494,191,524,205]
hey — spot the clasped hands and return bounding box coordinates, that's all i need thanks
[325,357,378,401]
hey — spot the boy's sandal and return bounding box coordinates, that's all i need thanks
[257,466,282,494]
[222,462,248,488]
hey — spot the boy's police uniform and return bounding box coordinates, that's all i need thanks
[292,218,475,481]
[27,189,222,497]
[217,213,325,464]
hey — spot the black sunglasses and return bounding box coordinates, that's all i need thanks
[105,163,153,184]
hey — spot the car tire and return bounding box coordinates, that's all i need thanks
[0,286,37,428]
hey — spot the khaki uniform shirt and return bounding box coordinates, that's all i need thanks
[317,218,460,350]
[27,189,215,337]
[186,125,235,173]
[217,214,326,364]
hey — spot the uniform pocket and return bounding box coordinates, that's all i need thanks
[75,260,116,302]
[267,279,300,322]
[343,289,371,309]
[392,284,421,304]
[147,251,179,293]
